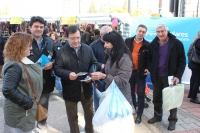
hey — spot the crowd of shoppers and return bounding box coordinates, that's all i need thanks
[2,16,196,133]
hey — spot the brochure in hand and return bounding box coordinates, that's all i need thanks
[36,54,51,67]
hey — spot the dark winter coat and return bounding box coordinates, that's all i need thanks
[27,35,56,94]
[54,43,98,102]
[90,38,106,69]
[188,38,200,70]
[125,36,150,79]
[147,32,186,84]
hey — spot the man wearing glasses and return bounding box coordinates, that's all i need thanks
[54,25,98,133]
[27,16,56,133]
[147,24,186,131]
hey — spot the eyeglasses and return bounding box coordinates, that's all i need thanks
[68,37,81,41]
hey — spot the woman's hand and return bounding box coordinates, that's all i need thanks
[91,72,106,81]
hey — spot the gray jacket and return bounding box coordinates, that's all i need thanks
[104,54,133,105]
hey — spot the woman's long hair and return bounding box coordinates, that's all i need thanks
[103,30,132,68]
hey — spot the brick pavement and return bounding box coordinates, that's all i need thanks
[143,84,200,133]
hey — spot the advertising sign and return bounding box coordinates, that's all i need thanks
[131,17,200,84]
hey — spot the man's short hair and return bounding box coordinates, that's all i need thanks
[156,24,169,31]
[137,24,147,31]
[100,26,112,35]
[29,16,45,27]
[65,25,81,37]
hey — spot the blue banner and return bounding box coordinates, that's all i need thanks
[131,17,200,63]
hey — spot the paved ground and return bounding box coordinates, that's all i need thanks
[1,79,200,133]
[143,84,200,133]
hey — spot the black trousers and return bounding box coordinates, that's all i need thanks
[153,76,178,122]
[188,69,200,99]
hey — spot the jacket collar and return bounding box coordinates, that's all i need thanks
[21,57,35,64]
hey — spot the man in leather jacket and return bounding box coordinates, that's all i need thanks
[125,24,150,124]
[27,16,56,132]
[54,25,98,133]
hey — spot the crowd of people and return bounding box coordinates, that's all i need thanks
[0,15,199,133]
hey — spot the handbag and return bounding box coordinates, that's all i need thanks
[21,64,47,122]
[190,46,200,64]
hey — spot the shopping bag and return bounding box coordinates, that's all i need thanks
[92,80,134,133]
[162,84,184,111]
[108,80,133,118]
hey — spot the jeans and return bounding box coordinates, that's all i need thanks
[36,93,51,130]
[55,76,62,94]
[129,71,146,116]
[93,80,105,111]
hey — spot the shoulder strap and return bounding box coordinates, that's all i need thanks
[21,63,37,101]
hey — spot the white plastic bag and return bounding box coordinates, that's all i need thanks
[93,80,134,133]
[108,80,133,118]
[162,84,184,111]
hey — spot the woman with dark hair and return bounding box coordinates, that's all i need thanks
[91,30,133,106]
[2,32,43,133]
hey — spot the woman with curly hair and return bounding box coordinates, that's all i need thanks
[2,32,43,133]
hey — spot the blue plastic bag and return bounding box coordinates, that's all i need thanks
[92,80,134,133]
[108,80,133,118]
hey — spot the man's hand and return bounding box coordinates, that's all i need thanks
[144,69,149,75]
[69,72,78,80]
[172,77,179,85]
[43,62,53,70]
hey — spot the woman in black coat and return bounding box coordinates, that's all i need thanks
[188,34,200,104]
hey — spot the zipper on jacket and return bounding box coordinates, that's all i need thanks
[26,110,28,116]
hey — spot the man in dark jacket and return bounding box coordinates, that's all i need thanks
[90,25,112,111]
[125,24,150,124]
[27,16,56,132]
[0,34,5,78]
[54,25,98,133]
[147,24,186,131]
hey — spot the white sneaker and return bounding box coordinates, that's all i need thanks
[35,126,47,133]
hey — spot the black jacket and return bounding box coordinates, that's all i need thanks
[147,33,186,84]
[0,35,5,65]
[54,43,98,102]
[188,38,200,70]
[125,36,150,78]
[2,63,33,110]
[27,35,57,94]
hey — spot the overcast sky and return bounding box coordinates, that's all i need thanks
[0,0,172,17]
